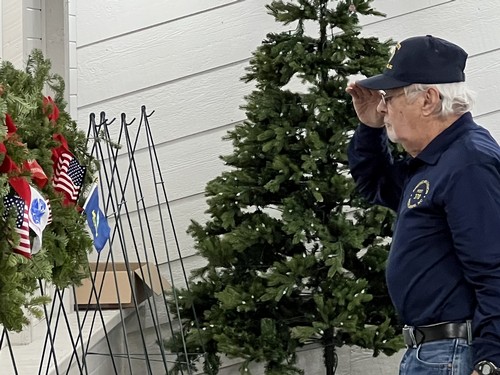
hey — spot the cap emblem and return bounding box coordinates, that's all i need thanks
[386,42,401,70]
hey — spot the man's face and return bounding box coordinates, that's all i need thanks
[377,88,423,147]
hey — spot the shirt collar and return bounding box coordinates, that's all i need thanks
[413,112,475,165]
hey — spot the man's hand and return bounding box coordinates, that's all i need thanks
[346,82,385,128]
[472,372,479,375]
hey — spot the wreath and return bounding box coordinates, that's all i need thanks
[0,50,96,331]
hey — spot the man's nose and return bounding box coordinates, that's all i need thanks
[377,99,386,114]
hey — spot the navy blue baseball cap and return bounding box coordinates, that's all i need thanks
[358,35,468,90]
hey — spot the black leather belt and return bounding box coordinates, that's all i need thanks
[402,321,472,348]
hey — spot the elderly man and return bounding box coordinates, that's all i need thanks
[346,35,500,375]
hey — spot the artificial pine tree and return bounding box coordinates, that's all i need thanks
[167,1,404,374]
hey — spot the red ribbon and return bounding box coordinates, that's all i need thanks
[23,159,48,188]
[43,96,60,123]
[5,114,17,135]
[0,142,19,174]
[9,176,31,204]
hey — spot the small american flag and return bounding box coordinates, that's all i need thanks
[53,151,86,204]
[3,194,31,258]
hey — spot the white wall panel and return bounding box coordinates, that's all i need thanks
[77,0,282,107]
[77,0,242,47]
[467,51,500,117]
[78,62,251,146]
[364,0,500,58]
[68,1,78,120]
[68,0,76,16]
[24,7,42,38]
[25,38,43,55]
[3,0,24,67]
[367,0,453,19]
[476,111,500,143]
[111,126,233,203]
[25,0,41,7]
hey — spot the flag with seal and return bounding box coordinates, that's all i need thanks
[83,183,110,252]
[28,185,52,254]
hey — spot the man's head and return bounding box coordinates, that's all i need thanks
[355,36,475,156]
[358,35,468,90]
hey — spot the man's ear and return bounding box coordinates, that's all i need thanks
[421,87,442,116]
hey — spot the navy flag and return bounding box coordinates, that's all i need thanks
[83,184,110,252]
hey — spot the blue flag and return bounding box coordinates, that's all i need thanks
[83,184,110,252]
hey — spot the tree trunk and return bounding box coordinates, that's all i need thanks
[323,328,338,375]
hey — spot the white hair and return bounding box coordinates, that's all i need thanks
[404,82,476,117]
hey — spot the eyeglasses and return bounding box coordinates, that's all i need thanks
[379,90,405,105]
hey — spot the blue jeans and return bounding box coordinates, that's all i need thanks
[399,338,473,375]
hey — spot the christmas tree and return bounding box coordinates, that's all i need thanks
[166,1,403,374]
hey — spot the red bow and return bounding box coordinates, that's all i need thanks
[43,96,60,123]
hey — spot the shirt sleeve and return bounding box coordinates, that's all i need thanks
[347,124,406,211]
[445,162,500,364]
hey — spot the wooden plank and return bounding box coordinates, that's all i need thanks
[128,127,231,201]
[76,0,241,47]
[0,310,126,374]
[467,49,500,118]
[77,0,283,106]
[93,194,209,265]
[362,0,454,23]
[2,0,23,67]
[77,62,251,145]
[475,111,500,143]
[362,0,500,58]
[24,8,42,38]
[91,125,232,205]
[25,0,41,9]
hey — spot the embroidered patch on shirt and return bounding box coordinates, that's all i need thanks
[407,180,430,209]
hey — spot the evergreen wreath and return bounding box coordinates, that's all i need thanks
[0,50,96,331]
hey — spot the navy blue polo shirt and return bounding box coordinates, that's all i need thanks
[348,112,500,364]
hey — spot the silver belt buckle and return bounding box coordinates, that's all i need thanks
[466,320,472,345]
[402,325,417,348]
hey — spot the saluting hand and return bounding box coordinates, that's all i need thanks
[346,82,385,128]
